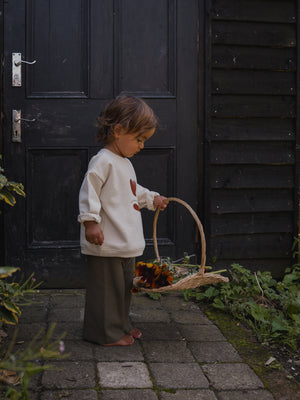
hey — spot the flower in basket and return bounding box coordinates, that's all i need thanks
[132,261,174,292]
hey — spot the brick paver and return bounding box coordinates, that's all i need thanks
[2,290,279,400]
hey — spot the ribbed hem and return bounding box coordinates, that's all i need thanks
[81,247,144,258]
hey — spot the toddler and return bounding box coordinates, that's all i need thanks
[78,94,167,346]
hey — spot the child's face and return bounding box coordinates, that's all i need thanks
[108,126,155,158]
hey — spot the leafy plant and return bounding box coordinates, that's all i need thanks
[0,164,67,400]
[184,263,300,350]
[0,269,42,327]
[0,162,25,208]
[0,324,67,399]
[0,163,31,327]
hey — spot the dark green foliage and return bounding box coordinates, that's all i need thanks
[183,261,300,350]
[0,271,42,327]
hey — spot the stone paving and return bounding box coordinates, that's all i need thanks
[4,290,278,399]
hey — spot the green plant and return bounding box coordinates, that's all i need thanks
[0,268,42,327]
[0,163,31,327]
[0,324,67,399]
[184,263,300,350]
[0,165,67,399]
[0,162,25,207]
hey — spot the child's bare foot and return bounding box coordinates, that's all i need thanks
[102,334,134,346]
[129,328,142,339]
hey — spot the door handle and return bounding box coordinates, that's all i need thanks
[12,53,37,87]
[12,110,36,143]
[14,59,37,67]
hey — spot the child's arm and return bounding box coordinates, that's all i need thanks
[136,183,168,211]
[153,195,168,210]
[78,158,109,244]
[84,221,104,245]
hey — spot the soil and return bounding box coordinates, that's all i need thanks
[271,343,300,383]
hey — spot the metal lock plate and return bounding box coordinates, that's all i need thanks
[12,110,21,142]
[12,53,22,87]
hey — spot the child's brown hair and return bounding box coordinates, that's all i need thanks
[96,94,158,144]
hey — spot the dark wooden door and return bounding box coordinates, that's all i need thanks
[3,0,200,287]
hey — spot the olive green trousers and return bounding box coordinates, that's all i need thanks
[83,255,135,345]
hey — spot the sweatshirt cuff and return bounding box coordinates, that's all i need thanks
[78,214,101,224]
[147,191,160,211]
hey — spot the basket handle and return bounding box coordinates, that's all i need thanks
[153,197,206,275]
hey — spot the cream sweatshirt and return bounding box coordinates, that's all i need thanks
[78,148,159,257]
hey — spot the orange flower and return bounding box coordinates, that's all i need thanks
[132,260,174,293]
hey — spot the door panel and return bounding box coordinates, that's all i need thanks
[3,0,199,287]
[26,0,89,98]
[115,0,176,96]
[27,148,87,248]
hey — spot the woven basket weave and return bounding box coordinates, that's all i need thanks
[141,197,229,293]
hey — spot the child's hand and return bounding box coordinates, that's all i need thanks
[84,221,104,245]
[153,196,168,211]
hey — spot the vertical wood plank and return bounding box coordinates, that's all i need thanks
[176,0,199,258]
[0,0,4,264]
[90,0,113,98]
[295,0,300,241]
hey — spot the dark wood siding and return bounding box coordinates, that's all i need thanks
[205,0,297,277]
[0,0,3,265]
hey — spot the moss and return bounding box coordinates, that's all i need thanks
[202,304,300,400]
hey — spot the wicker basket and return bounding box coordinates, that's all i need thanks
[141,197,229,293]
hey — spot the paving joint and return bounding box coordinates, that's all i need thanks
[3,290,299,400]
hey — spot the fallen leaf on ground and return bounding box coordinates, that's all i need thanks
[0,369,20,385]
